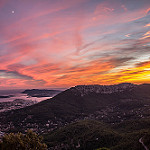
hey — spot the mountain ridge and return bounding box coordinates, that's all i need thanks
[0,83,150,134]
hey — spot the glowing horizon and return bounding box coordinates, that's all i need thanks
[0,0,150,89]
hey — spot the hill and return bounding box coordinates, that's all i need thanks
[22,89,61,97]
[44,120,121,150]
[1,83,150,134]
[43,119,149,150]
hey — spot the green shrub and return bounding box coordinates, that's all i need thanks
[0,130,47,150]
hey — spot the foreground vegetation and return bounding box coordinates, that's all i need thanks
[43,119,150,150]
[0,130,47,150]
[1,119,150,150]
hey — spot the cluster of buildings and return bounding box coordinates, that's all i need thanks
[0,99,37,113]
[73,83,135,96]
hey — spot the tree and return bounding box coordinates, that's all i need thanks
[0,130,47,150]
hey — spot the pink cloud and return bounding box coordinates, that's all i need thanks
[0,0,150,89]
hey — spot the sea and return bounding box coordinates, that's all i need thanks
[0,89,52,103]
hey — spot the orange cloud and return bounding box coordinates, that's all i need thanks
[141,31,150,39]
[0,0,150,89]
[144,23,150,27]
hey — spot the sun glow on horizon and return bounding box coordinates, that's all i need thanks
[0,0,150,89]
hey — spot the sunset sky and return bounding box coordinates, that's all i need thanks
[0,0,150,89]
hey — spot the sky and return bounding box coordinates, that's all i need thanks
[0,0,150,89]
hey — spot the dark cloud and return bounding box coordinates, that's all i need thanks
[132,14,150,25]
[7,64,26,71]
[147,10,150,15]
[135,59,150,67]
[0,70,47,85]
[25,63,60,74]
[65,66,87,73]
[0,70,33,80]
[110,57,135,66]
[25,79,47,86]
[115,38,150,56]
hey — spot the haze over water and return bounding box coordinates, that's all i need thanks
[0,89,52,102]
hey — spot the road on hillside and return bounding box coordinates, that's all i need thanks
[139,137,149,150]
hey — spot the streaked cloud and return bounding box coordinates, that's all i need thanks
[0,70,32,80]
[0,0,150,89]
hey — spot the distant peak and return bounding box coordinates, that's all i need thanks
[117,82,135,86]
[71,83,136,96]
[74,83,135,88]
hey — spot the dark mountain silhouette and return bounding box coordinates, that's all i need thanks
[22,89,61,97]
[1,83,150,133]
